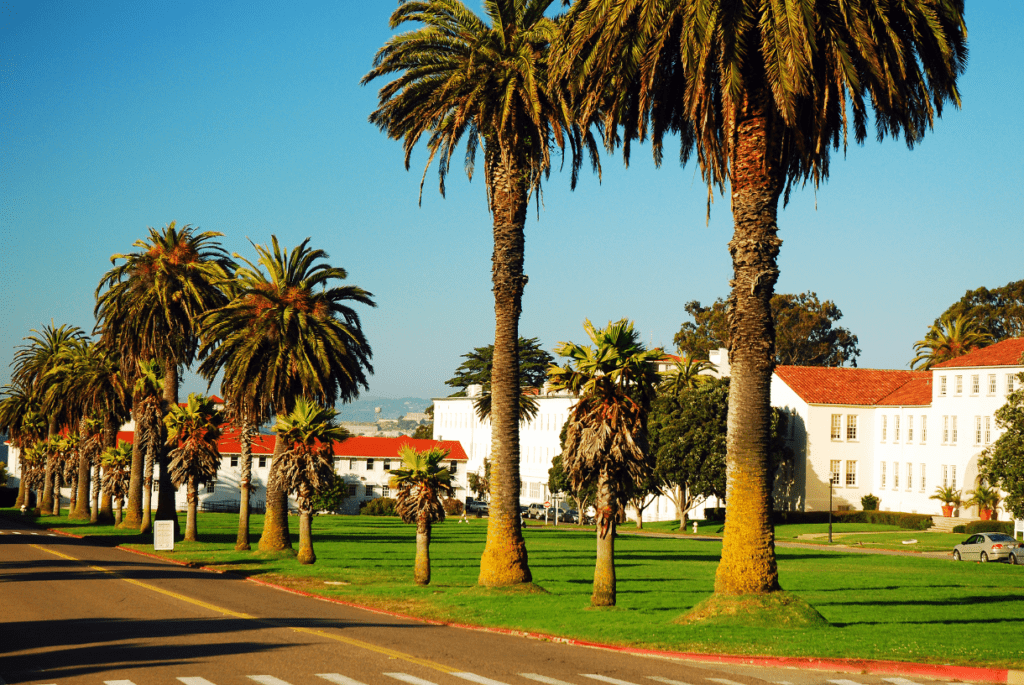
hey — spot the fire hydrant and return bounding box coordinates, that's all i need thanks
[692,520,698,534]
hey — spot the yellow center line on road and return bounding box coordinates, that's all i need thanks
[29,544,457,675]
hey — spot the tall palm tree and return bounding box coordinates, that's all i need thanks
[20,442,48,511]
[363,0,597,587]
[272,398,349,565]
[911,314,993,370]
[165,394,225,542]
[557,0,967,596]
[197,236,374,552]
[132,360,164,533]
[95,221,234,530]
[101,441,132,525]
[0,381,45,509]
[390,444,455,586]
[547,319,661,606]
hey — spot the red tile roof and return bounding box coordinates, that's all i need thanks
[932,338,1024,369]
[877,376,933,406]
[775,366,931,406]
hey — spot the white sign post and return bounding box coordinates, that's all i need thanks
[154,520,175,551]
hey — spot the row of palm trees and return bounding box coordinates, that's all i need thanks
[362,0,968,596]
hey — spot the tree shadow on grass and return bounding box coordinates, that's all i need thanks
[820,593,1024,608]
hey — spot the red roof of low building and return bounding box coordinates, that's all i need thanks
[932,338,1024,369]
[775,366,930,406]
[333,436,467,460]
[877,376,933,406]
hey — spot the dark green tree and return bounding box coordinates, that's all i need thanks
[938,280,1024,342]
[445,338,555,392]
[980,369,1024,520]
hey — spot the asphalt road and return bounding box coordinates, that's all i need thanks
[0,517,984,685]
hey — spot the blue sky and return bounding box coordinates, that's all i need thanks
[1,1,1021,403]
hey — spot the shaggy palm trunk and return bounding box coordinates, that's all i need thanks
[91,460,101,522]
[155,363,179,533]
[72,449,91,520]
[98,415,117,523]
[236,421,253,551]
[259,435,293,552]
[713,98,783,596]
[67,471,77,513]
[52,471,61,518]
[478,146,532,587]
[140,440,154,535]
[592,468,617,607]
[40,420,56,514]
[415,518,431,585]
[297,488,315,565]
[122,390,145,529]
[114,497,123,525]
[15,473,27,509]
[184,477,198,542]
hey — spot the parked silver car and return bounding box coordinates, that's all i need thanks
[953,532,1023,563]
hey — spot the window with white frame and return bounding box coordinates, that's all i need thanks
[894,415,900,442]
[366,459,374,470]
[880,461,887,489]
[365,484,375,497]
[951,416,958,444]
[349,458,356,469]
[347,483,357,497]
[1010,374,1017,394]
[847,415,858,440]
[971,375,980,395]
[942,416,949,444]
[985,416,991,444]
[383,459,391,471]
[919,463,926,493]
[939,376,947,396]
[955,375,963,395]
[988,374,997,395]
[450,461,458,473]
[831,414,842,440]
[258,456,267,468]
[830,460,841,485]
[921,416,927,443]
[893,462,899,490]
[206,479,216,494]
[906,462,912,492]
[881,415,888,441]
[907,416,914,442]
[951,465,957,489]
[382,485,390,498]
[530,482,540,498]
[230,455,239,467]
[846,461,857,487]
[943,464,949,487]
[975,416,982,445]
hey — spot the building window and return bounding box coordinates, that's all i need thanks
[880,461,887,489]
[152,479,158,492]
[347,483,357,497]
[921,416,927,443]
[971,375,980,395]
[530,482,540,498]
[846,461,857,487]
[942,416,949,444]
[943,465,949,487]
[450,461,458,474]
[258,456,267,468]
[951,465,957,490]
[831,414,842,440]
[206,479,216,494]
[383,459,391,471]
[951,416,958,444]
[366,459,374,470]
[906,462,912,492]
[830,460,841,485]
[920,463,926,493]
[893,416,900,442]
[881,416,887,442]
[893,462,899,490]
[382,485,390,497]
[939,376,947,396]
[955,375,963,395]
[349,458,356,469]
[907,416,914,443]
[985,416,991,444]
[1010,374,1017,394]
[846,415,858,441]
[365,485,375,497]
[230,455,239,467]
[988,374,997,394]
[975,416,982,445]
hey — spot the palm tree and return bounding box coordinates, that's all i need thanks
[58,434,81,516]
[0,381,45,509]
[132,360,164,533]
[272,398,349,565]
[165,394,225,542]
[557,0,967,596]
[547,319,662,606]
[911,314,993,370]
[197,236,375,552]
[389,444,455,585]
[363,0,597,587]
[101,441,132,525]
[660,357,714,397]
[20,443,48,511]
[95,222,234,530]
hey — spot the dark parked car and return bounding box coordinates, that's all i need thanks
[953,532,1022,563]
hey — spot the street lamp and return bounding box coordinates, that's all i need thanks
[828,474,834,543]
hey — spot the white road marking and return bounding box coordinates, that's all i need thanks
[384,674,439,685]
[248,677,295,685]
[521,675,577,685]
[883,679,920,685]
[648,678,696,685]
[827,680,865,685]
[105,681,137,685]
[318,675,370,685]
[581,676,641,685]
[179,679,219,685]
[452,673,510,685]
[708,679,747,685]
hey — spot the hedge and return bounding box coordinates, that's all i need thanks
[771,509,933,530]
[951,520,1016,535]
[359,497,398,516]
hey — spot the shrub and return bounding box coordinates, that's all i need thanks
[359,497,398,516]
[771,510,932,529]
[861,493,879,511]
[952,525,967,534]
[443,498,464,516]
[959,520,1015,536]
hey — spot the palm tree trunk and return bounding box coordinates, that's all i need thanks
[114,497,123,525]
[258,434,293,552]
[155,362,179,534]
[185,477,198,542]
[72,421,91,520]
[236,420,253,551]
[592,469,616,607]
[297,490,315,565]
[122,390,145,529]
[91,459,101,523]
[15,471,27,510]
[40,443,55,515]
[140,439,154,534]
[68,472,77,512]
[98,414,116,523]
[415,519,431,585]
[478,147,532,587]
[713,97,783,597]
[52,471,62,518]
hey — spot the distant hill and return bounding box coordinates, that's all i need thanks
[334,396,434,423]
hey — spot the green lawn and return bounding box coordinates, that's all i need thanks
[8,509,1024,669]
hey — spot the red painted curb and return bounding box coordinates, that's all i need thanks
[47,528,84,539]
[116,545,225,574]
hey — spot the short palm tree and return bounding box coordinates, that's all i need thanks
[165,393,225,542]
[389,444,455,585]
[95,222,234,529]
[965,482,1001,519]
[101,441,132,525]
[132,359,164,533]
[911,314,993,370]
[363,0,597,588]
[20,443,48,510]
[660,357,714,397]
[556,0,967,596]
[197,236,374,552]
[0,381,45,509]
[547,319,662,606]
[272,398,350,565]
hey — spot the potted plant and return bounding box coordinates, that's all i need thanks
[929,485,962,517]
[965,483,1001,521]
